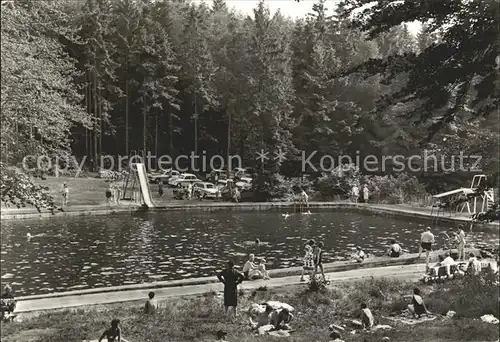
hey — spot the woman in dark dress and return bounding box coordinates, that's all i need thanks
[217,261,244,314]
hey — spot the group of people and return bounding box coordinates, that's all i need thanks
[105,183,122,206]
[299,240,326,283]
[351,184,369,203]
[242,254,270,280]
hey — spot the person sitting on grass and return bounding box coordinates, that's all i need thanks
[1,285,16,322]
[387,239,402,257]
[255,258,271,280]
[351,246,366,263]
[300,244,314,282]
[405,288,430,319]
[467,252,482,276]
[360,303,374,330]
[243,254,269,280]
[144,291,158,314]
[98,318,121,342]
[250,305,294,332]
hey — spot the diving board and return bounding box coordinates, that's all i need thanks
[135,163,154,208]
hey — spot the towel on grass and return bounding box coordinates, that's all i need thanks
[385,315,437,325]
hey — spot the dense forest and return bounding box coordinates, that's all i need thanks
[1,0,498,212]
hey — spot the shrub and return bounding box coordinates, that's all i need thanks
[314,164,360,200]
[366,173,429,204]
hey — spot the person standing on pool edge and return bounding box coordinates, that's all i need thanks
[217,261,245,316]
[418,226,435,268]
[311,242,327,282]
[456,224,466,261]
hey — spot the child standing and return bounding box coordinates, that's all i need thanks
[105,185,113,208]
[158,181,164,198]
[61,183,69,207]
[300,245,314,282]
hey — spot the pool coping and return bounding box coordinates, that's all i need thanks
[15,249,479,303]
[1,201,498,229]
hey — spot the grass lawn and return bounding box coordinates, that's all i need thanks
[2,276,498,342]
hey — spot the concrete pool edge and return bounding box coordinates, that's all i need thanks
[15,249,479,305]
[1,202,500,229]
[1,201,498,229]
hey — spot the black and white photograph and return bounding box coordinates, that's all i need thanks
[0,0,499,341]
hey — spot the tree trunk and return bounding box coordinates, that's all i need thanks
[93,70,98,166]
[155,107,159,157]
[85,81,89,156]
[125,50,129,156]
[194,88,198,170]
[227,109,231,167]
[98,85,102,157]
[143,96,147,155]
[169,110,173,157]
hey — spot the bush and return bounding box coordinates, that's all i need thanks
[253,172,313,201]
[314,164,360,200]
[366,173,429,204]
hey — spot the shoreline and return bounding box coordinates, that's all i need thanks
[14,249,480,313]
[1,201,498,229]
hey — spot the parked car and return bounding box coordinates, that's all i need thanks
[206,169,228,182]
[193,182,219,199]
[149,169,180,184]
[168,173,200,187]
[216,178,234,190]
[235,176,252,190]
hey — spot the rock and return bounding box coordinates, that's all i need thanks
[446,310,456,318]
[480,314,499,324]
[382,337,390,341]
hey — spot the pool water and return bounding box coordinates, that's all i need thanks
[1,210,498,296]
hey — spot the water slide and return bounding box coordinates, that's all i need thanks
[135,163,155,208]
[433,188,474,199]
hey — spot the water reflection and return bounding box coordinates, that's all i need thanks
[1,211,498,296]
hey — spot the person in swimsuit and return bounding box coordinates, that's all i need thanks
[300,244,314,282]
[418,227,435,268]
[217,261,245,315]
[98,318,121,342]
[352,246,366,263]
[387,239,402,257]
[456,225,466,261]
[311,242,326,282]
[61,183,69,207]
[406,288,430,319]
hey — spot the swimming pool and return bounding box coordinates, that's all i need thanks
[1,210,498,296]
